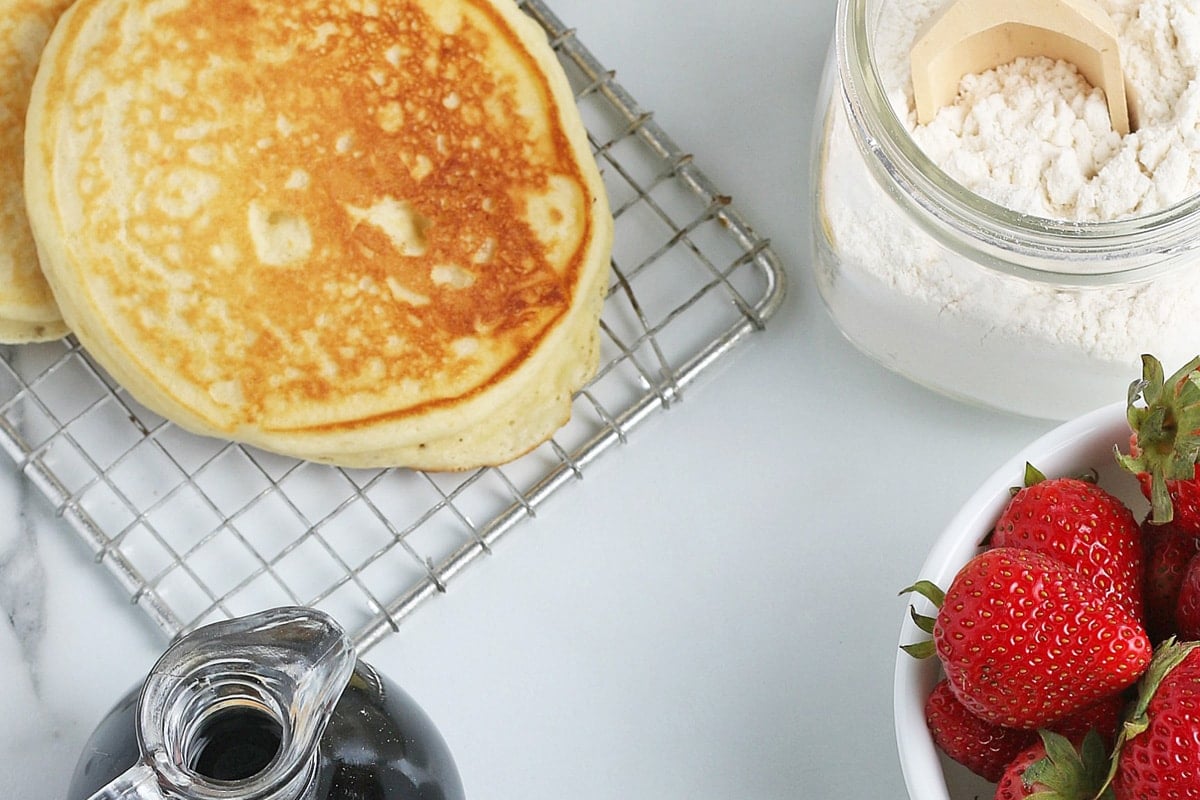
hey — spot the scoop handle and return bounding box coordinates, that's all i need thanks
[910,0,1133,135]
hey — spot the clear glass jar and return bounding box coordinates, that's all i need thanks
[810,0,1200,420]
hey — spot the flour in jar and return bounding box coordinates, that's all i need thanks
[814,0,1200,419]
[877,0,1200,221]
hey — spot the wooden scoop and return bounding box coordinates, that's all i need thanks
[910,0,1134,135]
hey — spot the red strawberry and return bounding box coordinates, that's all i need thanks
[905,548,1151,729]
[994,730,1113,800]
[924,678,1036,782]
[1142,517,1200,642]
[922,679,1124,782]
[993,463,1144,622]
[1117,354,1200,532]
[1175,552,1200,640]
[1112,639,1200,799]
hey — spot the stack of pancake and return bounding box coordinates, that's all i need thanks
[15,0,613,469]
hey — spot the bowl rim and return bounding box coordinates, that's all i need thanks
[891,400,1133,799]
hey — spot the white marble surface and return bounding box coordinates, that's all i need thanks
[0,1,1060,798]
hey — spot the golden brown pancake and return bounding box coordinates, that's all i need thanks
[26,0,612,469]
[0,0,71,342]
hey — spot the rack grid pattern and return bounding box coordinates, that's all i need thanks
[0,0,786,652]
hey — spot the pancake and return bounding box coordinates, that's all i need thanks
[0,0,71,342]
[25,0,613,469]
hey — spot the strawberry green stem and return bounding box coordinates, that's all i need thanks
[898,581,944,660]
[899,580,945,607]
[1116,354,1200,524]
[1022,730,1113,800]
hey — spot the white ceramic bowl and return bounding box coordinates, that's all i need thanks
[892,401,1148,799]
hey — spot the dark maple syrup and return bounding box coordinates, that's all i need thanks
[67,662,466,800]
[189,707,283,782]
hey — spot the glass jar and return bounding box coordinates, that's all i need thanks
[810,0,1200,420]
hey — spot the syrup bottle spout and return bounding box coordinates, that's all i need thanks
[86,607,357,800]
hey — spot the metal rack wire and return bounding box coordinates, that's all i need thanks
[0,0,786,652]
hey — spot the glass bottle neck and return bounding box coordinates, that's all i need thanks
[87,608,356,800]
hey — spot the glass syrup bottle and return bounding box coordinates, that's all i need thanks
[67,607,466,800]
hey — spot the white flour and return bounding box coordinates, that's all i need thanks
[880,0,1200,221]
[814,0,1200,419]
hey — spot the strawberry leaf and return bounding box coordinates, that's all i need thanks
[898,581,945,660]
[1019,730,1113,800]
[898,580,945,608]
[1119,354,1200,524]
[1011,463,1049,496]
[1009,465,1098,498]
[908,605,936,634]
[1025,462,1047,487]
[899,640,936,659]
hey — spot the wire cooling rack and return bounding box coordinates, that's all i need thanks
[0,0,786,652]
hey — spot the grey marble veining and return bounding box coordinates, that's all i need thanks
[0,458,163,797]
[0,460,69,793]
[0,465,47,693]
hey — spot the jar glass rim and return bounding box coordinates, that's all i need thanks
[834,0,1200,274]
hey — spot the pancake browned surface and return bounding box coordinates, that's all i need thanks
[0,0,71,342]
[25,0,612,468]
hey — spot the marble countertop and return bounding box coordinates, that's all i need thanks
[0,1,1059,797]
